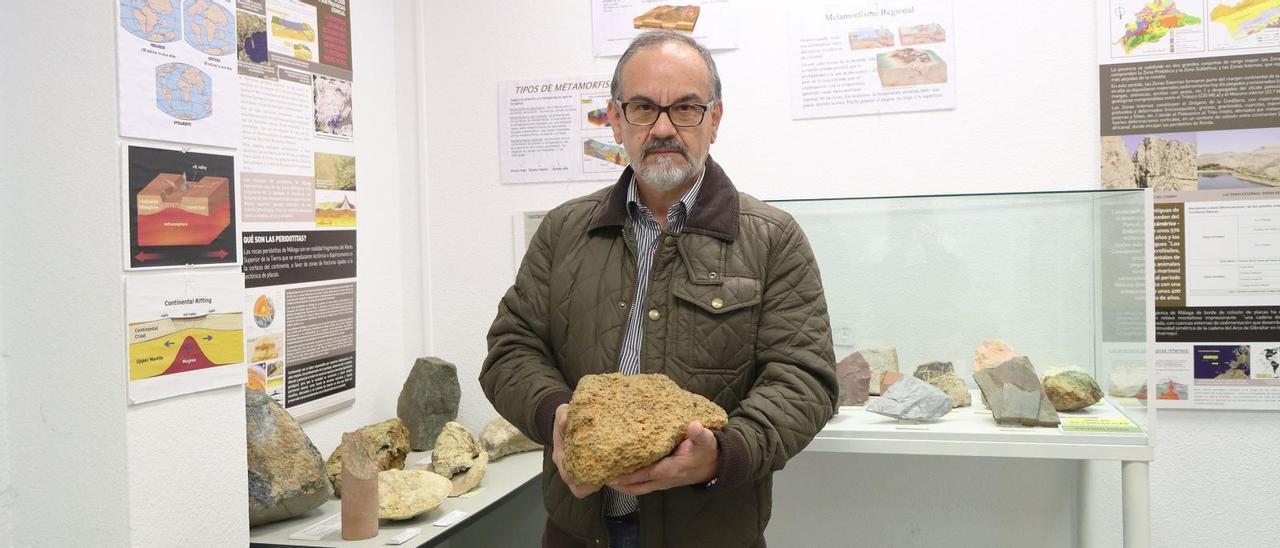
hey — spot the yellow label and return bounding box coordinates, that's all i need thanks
[1059,417,1142,433]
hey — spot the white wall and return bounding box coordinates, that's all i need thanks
[420,1,1278,547]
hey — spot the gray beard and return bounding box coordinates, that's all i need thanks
[635,152,705,191]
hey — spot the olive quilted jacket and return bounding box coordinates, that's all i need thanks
[481,157,838,548]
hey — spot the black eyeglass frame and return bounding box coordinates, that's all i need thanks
[613,99,716,127]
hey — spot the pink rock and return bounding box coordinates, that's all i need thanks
[973,339,1016,372]
[880,370,904,392]
[836,352,872,405]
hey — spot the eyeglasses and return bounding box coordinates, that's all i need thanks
[615,100,714,127]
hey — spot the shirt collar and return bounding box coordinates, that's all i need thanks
[625,167,706,222]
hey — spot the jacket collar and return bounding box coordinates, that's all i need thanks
[588,156,739,242]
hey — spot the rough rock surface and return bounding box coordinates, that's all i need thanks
[448,451,488,497]
[378,469,451,520]
[973,339,1016,372]
[431,421,482,479]
[880,370,904,392]
[866,376,953,421]
[480,416,542,461]
[858,347,900,395]
[1101,136,1138,189]
[1137,137,1197,190]
[246,390,333,527]
[397,357,462,451]
[835,351,872,405]
[327,418,410,497]
[563,373,727,486]
[1042,369,1103,411]
[914,362,970,407]
[973,357,1060,427]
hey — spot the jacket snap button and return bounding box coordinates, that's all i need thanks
[618,301,626,309]
[664,235,675,246]
[708,271,718,279]
[648,309,661,320]
[711,297,724,309]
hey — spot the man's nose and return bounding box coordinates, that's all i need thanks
[649,110,678,137]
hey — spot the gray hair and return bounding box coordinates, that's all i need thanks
[610,31,722,102]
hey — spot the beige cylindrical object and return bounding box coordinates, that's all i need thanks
[340,431,379,540]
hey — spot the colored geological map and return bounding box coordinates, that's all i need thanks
[121,0,181,43]
[129,313,243,380]
[1116,0,1202,53]
[156,62,213,120]
[184,0,234,56]
[1211,0,1280,40]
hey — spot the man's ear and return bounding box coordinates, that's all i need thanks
[708,100,723,144]
[608,100,625,144]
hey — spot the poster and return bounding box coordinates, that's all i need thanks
[117,0,241,147]
[126,271,245,404]
[1098,0,1280,410]
[237,0,357,419]
[125,145,239,269]
[498,75,627,184]
[591,0,740,57]
[788,0,956,119]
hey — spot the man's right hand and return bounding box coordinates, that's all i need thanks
[552,403,601,498]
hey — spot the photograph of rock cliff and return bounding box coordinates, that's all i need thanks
[1197,128,1280,189]
[1100,133,1197,190]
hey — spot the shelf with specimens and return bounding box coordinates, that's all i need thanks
[770,189,1154,461]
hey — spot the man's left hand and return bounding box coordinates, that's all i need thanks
[608,421,719,496]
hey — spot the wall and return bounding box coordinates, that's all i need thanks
[420,1,1278,547]
[0,275,10,546]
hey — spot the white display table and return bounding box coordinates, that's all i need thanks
[806,390,1153,548]
[249,450,542,548]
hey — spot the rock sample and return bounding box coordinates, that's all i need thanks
[913,362,970,408]
[973,339,1016,372]
[879,370,904,392]
[835,351,872,405]
[378,469,451,520]
[973,357,1060,427]
[431,421,487,496]
[1042,369,1103,411]
[327,418,411,497]
[563,373,727,486]
[246,390,333,527]
[866,376,953,421]
[397,357,462,451]
[340,431,379,541]
[856,348,900,395]
[480,416,542,461]
[1101,136,1138,189]
[1136,137,1197,191]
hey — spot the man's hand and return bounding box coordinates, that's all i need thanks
[608,421,719,497]
[552,403,602,498]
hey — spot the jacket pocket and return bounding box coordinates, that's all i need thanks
[669,276,761,376]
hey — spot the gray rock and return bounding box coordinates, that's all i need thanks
[1042,369,1103,411]
[432,422,481,479]
[480,417,542,461]
[973,357,1060,427]
[246,390,332,527]
[397,357,461,451]
[866,376,953,421]
[835,351,871,405]
[855,347,899,395]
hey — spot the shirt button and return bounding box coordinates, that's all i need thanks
[648,309,661,320]
[711,297,724,309]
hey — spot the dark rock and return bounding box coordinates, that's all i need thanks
[1042,369,1103,411]
[397,357,461,451]
[246,389,332,527]
[973,357,1059,427]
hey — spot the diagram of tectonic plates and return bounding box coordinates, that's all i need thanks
[129,313,243,380]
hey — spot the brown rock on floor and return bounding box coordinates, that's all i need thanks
[327,418,411,497]
[563,373,727,486]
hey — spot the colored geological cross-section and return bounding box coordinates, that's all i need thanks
[584,139,629,166]
[156,63,213,120]
[272,16,316,42]
[1117,0,1202,53]
[128,314,243,380]
[121,0,181,43]
[184,0,235,56]
[137,173,232,245]
[1211,0,1280,39]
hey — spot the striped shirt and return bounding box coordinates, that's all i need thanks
[605,170,705,517]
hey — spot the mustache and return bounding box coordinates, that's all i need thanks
[643,138,688,159]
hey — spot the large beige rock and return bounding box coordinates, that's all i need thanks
[1137,137,1197,190]
[448,451,488,497]
[480,416,542,461]
[327,418,410,497]
[378,469,451,520]
[1101,136,1138,189]
[564,373,727,486]
[431,421,481,478]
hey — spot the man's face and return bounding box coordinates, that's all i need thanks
[609,42,723,191]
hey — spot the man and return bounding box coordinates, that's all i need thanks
[481,31,837,548]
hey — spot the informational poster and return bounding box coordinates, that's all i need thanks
[237,0,356,419]
[788,0,956,119]
[124,145,239,269]
[126,271,245,404]
[1098,0,1280,410]
[117,0,241,147]
[591,0,740,57]
[498,75,627,184]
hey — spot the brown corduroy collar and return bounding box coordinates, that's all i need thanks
[587,156,739,242]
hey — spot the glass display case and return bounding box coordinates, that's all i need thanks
[771,189,1155,544]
